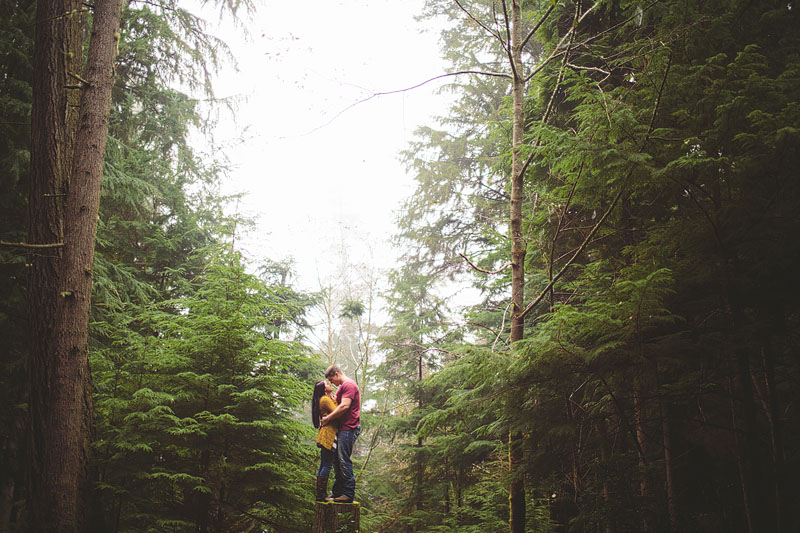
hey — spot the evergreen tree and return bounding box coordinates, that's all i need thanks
[92,247,317,531]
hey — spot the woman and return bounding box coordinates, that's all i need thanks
[312,380,338,501]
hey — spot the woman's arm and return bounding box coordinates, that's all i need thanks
[321,397,351,426]
[320,395,337,416]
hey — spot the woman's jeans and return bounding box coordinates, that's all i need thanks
[318,444,336,477]
[331,425,361,499]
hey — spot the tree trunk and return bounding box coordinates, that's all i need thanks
[754,337,786,532]
[0,477,14,529]
[27,0,123,528]
[508,1,526,532]
[660,396,677,533]
[598,417,614,533]
[633,387,650,531]
[27,0,82,527]
[313,502,360,533]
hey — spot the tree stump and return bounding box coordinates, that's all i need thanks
[312,501,360,533]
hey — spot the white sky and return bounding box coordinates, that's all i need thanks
[199,0,451,292]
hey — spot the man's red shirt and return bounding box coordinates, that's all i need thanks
[335,378,361,430]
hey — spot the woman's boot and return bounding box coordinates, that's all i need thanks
[315,475,329,502]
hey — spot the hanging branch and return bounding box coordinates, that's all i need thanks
[292,70,511,138]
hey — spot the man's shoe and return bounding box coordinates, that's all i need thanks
[330,494,353,503]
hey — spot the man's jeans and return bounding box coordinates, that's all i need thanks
[331,425,360,499]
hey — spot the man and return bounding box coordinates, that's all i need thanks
[320,365,361,503]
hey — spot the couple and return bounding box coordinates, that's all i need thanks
[312,365,361,503]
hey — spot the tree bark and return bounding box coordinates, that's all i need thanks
[633,387,650,532]
[28,0,123,528]
[598,417,614,533]
[660,396,677,533]
[508,1,526,532]
[312,502,360,533]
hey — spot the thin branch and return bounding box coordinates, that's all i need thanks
[644,51,672,144]
[388,342,460,358]
[68,71,89,85]
[521,2,557,49]
[523,31,569,84]
[0,240,65,249]
[290,70,511,138]
[356,394,389,484]
[572,0,660,49]
[566,61,611,81]
[458,252,511,274]
[499,0,519,81]
[493,300,513,351]
[466,320,503,339]
[548,162,583,306]
[454,0,508,50]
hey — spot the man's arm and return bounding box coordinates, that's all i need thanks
[321,397,352,426]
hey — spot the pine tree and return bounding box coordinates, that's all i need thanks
[92,247,317,531]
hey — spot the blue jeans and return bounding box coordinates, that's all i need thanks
[331,425,360,499]
[317,444,336,477]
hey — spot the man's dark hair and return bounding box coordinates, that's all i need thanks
[325,365,342,378]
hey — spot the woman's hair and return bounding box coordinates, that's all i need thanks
[311,380,327,429]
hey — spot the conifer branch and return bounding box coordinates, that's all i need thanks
[518,0,579,181]
[548,163,583,306]
[520,170,630,320]
[523,0,597,84]
[219,501,307,533]
[522,45,672,319]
